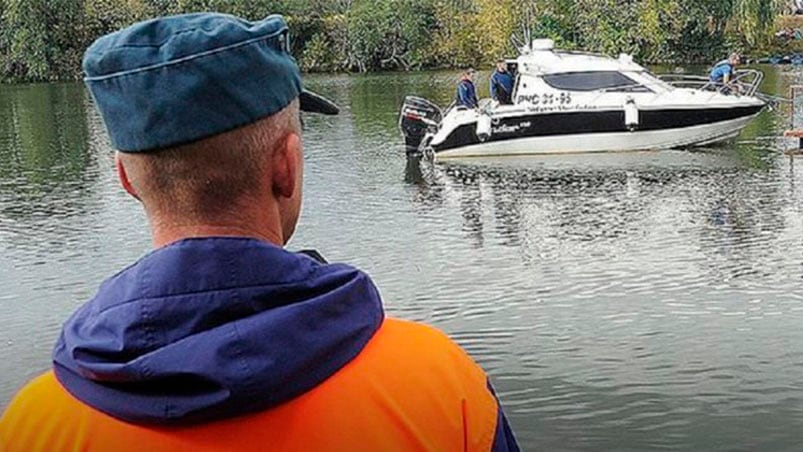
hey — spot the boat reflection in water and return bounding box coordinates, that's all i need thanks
[402,150,801,450]
[403,149,787,271]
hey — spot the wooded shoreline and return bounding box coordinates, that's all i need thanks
[0,0,799,83]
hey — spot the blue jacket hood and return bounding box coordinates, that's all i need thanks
[52,237,384,425]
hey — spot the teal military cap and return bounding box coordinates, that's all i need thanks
[83,13,339,153]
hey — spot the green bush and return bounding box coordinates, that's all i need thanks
[301,33,335,72]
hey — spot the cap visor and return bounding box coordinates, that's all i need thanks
[299,90,340,115]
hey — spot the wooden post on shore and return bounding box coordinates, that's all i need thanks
[784,85,803,159]
[783,130,803,154]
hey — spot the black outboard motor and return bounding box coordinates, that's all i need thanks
[399,96,442,154]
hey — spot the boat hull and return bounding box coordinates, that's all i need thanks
[434,112,761,159]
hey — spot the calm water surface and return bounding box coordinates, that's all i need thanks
[2,67,803,451]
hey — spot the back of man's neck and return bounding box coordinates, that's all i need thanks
[150,224,284,249]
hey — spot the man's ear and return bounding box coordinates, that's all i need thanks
[116,153,140,200]
[272,132,302,199]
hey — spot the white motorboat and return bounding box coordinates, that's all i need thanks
[399,39,767,159]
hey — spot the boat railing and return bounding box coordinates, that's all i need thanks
[554,50,616,60]
[594,84,658,94]
[658,69,764,97]
[657,74,711,90]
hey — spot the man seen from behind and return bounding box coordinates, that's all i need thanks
[0,13,519,452]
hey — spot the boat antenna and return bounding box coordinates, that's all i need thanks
[510,6,533,53]
[510,34,525,52]
[524,7,532,47]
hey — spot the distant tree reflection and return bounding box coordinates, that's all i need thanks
[0,83,100,251]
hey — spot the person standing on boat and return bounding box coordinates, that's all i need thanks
[709,53,741,93]
[0,13,519,452]
[457,68,479,109]
[490,59,514,105]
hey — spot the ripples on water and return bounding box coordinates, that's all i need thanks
[2,69,803,450]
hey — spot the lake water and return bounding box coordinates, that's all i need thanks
[2,67,803,451]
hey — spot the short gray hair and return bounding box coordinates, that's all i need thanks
[120,100,301,221]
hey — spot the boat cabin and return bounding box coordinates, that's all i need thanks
[498,39,671,114]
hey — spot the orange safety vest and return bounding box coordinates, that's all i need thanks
[1,318,500,452]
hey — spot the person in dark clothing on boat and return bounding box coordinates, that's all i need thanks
[490,59,513,105]
[709,53,741,93]
[456,68,479,109]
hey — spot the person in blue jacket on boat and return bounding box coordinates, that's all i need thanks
[456,68,479,109]
[490,59,514,105]
[709,53,741,93]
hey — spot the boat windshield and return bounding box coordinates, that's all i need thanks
[542,71,652,92]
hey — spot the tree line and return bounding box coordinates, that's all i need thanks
[0,0,790,83]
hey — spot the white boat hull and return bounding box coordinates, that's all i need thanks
[435,114,759,159]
